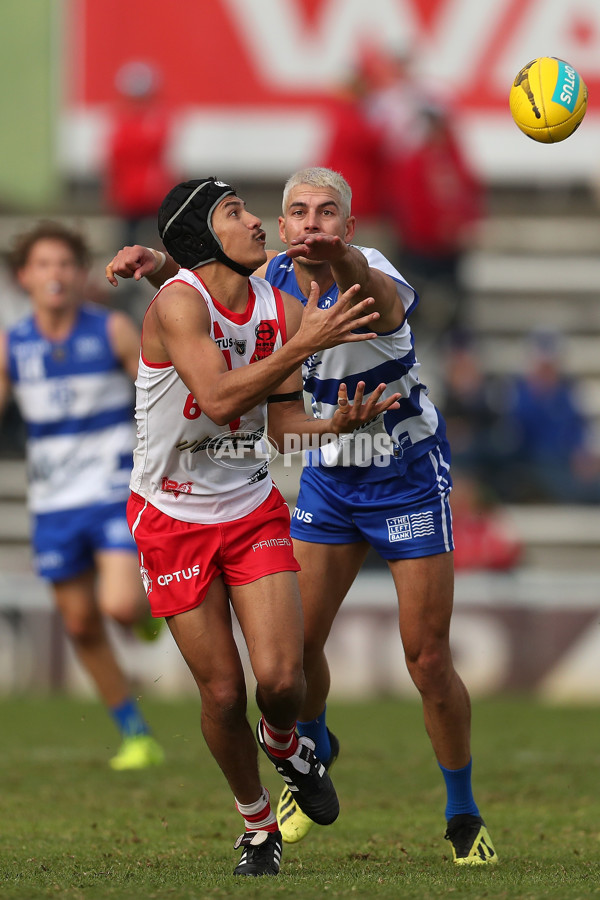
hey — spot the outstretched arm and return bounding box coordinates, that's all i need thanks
[267,380,400,452]
[107,311,142,381]
[267,294,400,450]
[106,246,282,288]
[286,234,404,330]
[105,245,179,289]
[147,280,381,426]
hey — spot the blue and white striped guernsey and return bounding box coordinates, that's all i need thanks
[7,305,135,513]
[265,246,448,478]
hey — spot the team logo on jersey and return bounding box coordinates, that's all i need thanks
[215,335,246,356]
[391,433,413,458]
[75,335,104,360]
[13,340,46,381]
[318,294,335,309]
[303,352,322,379]
[161,476,193,498]
[251,320,278,362]
[140,566,152,596]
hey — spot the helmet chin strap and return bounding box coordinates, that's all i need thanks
[215,247,254,277]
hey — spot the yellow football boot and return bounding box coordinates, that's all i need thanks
[109,734,165,771]
[445,814,498,865]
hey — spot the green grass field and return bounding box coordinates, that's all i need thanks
[2,695,600,899]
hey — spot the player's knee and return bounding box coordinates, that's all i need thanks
[302,631,328,667]
[256,663,305,710]
[200,679,247,722]
[61,609,103,644]
[99,592,145,626]
[405,645,453,694]
[200,687,249,739]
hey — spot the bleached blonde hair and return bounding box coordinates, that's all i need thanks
[282,167,352,218]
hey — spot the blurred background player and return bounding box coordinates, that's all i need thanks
[105,167,497,865]
[0,221,164,771]
[439,330,507,487]
[319,47,486,342]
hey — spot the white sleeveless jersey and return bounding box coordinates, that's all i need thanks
[130,269,286,523]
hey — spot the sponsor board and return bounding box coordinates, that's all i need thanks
[62,0,600,182]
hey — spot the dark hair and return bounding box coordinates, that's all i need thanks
[9,221,91,273]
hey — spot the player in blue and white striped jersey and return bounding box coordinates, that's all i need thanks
[0,222,163,771]
[261,169,495,865]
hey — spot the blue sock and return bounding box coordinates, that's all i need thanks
[110,697,150,738]
[439,758,480,820]
[297,707,331,764]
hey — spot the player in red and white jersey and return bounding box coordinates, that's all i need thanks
[118,177,398,877]
[131,266,285,524]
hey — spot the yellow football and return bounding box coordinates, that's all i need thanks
[509,57,588,143]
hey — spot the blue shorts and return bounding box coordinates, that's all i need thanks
[289,447,454,559]
[32,500,136,582]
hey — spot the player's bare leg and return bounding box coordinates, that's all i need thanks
[275,540,368,842]
[231,571,338,828]
[53,571,130,707]
[170,570,329,806]
[296,540,369,720]
[389,552,470,767]
[95,549,150,625]
[96,549,161,642]
[389,552,497,864]
[168,579,283,876]
[53,569,162,770]
[167,578,263,804]
[169,572,337,876]
[230,572,306,729]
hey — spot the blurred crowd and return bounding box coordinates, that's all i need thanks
[318,46,485,340]
[441,328,600,507]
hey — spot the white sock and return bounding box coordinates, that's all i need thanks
[235,786,277,832]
